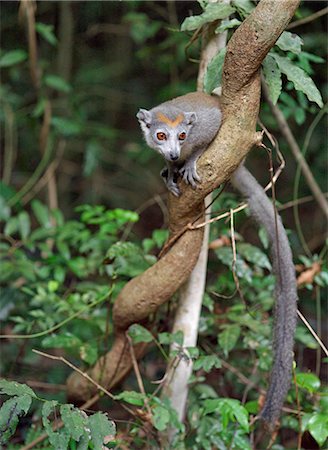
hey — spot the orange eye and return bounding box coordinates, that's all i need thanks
[178,132,186,141]
[157,132,167,141]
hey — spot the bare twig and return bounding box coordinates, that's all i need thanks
[297,309,328,357]
[287,6,328,29]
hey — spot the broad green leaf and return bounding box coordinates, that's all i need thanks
[272,54,323,107]
[79,342,98,365]
[218,324,240,356]
[306,413,328,447]
[42,400,70,450]
[204,48,226,94]
[89,412,116,450]
[114,391,146,406]
[181,3,236,31]
[193,355,222,372]
[18,211,31,240]
[262,55,282,105]
[203,398,249,431]
[60,404,86,441]
[44,75,71,93]
[152,406,170,431]
[296,372,320,393]
[36,22,58,46]
[275,31,303,54]
[4,216,18,236]
[128,324,154,344]
[232,0,254,16]
[51,117,82,136]
[0,380,36,398]
[216,18,241,33]
[31,200,51,228]
[0,50,28,67]
[0,395,32,445]
[237,243,271,270]
[152,229,169,248]
[42,332,82,350]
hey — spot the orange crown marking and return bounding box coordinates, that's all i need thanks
[156,112,184,128]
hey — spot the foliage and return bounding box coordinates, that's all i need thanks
[0,1,327,449]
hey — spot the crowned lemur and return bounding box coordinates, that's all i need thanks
[137,92,298,428]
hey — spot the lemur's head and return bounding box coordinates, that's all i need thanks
[136,107,197,162]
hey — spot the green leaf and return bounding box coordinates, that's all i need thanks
[262,55,282,105]
[218,324,240,357]
[4,216,18,236]
[18,211,31,240]
[42,400,70,450]
[181,3,236,31]
[31,200,51,228]
[128,324,154,344]
[79,342,98,365]
[272,54,323,107]
[36,22,58,46]
[305,413,328,447]
[114,391,146,406]
[0,196,11,221]
[152,406,170,431]
[51,117,82,136]
[60,404,85,442]
[216,18,241,33]
[232,0,254,16]
[0,379,36,398]
[193,355,222,372]
[275,31,303,54]
[0,395,32,445]
[204,48,226,94]
[237,243,271,270]
[42,332,82,350]
[152,229,169,248]
[203,398,249,431]
[296,372,321,393]
[0,49,28,67]
[44,74,71,93]
[88,412,116,450]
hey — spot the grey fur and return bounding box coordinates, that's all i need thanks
[137,92,222,196]
[231,164,298,428]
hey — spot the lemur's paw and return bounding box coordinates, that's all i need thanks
[179,164,201,188]
[168,183,181,197]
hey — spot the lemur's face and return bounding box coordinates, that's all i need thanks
[137,109,197,162]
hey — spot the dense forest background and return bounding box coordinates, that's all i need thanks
[0,1,327,449]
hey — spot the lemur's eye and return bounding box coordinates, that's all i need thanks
[157,132,167,141]
[178,132,186,141]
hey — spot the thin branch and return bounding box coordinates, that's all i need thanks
[262,82,328,220]
[33,349,116,400]
[287,6,328,30]
[297,309,328,357]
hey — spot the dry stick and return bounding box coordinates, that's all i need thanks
[287,6,328,29]
[262,82,328,221]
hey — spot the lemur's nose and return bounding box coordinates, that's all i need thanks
[170,154,179,161]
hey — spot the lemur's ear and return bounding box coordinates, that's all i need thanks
[185,112,197,125]
[136,109,152,127]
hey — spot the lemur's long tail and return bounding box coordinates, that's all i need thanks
[231,164,298,428]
